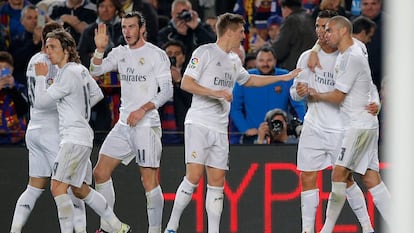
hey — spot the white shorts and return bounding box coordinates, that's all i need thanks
[99,122,162,168]
[26,127,60,178]
[184,124,229,170]
[297,124,343,171]
[52,143,92,188]
[335,128,379,175]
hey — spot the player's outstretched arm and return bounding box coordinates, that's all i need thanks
[243,68,302,87]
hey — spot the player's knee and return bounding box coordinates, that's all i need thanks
[331,166,349,182]
[93,166,110,182]
[362,170,381,189]
[300,171,318,190]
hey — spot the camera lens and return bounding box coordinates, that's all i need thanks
[269,119,283,134]
[178,10,192,22]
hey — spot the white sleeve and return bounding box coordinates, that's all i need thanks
[33,76,57,108]
[184,47,208,81]
[290,52,310,101]
[150,51,173,108]
[89,48,119,76]
[370,81,380,104]
[85,69,104,107]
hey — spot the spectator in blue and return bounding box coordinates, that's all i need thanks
[230,46,306,144]
[0,0,31,48]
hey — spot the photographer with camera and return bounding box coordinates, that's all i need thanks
[256,108,300,144]
[157,0,216,66]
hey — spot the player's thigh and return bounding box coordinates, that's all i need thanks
[52,143,92,188]
[130,126,162,168]
[297,125,341,171]
[26,128,59,178]
[335,128,378,175]
[99,123,135,164]
[184,124,211,166]
[205,131,229,171]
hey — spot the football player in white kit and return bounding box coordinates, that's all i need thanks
[36,29,131,233]
[10,22,87,233]
[90,11,173,233]
[163,13,301,233]
[308,16,390,233]
[291,11,378,233]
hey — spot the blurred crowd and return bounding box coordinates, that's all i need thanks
[0,0,385,145]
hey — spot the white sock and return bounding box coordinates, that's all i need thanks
[206,185,224,233]
[67,188,87,233]
[166,177,197,231]
[346,183,374,233]
[320,182,346,233]
[146,185,164,233]
[95,178,115,231]
[301,189,319,233]
[10,185,44,233]
[83,188,122,232]
[369,181,391,226]
[55,194,75,233]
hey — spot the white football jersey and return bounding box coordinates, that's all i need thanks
[47,63,103,147]
[291,49,343,132]
[90,42,173,127]
[334,43,379,129]
[26,52,59,131]
[183,43,250,133]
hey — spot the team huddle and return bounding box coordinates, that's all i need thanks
[9,9,389,233]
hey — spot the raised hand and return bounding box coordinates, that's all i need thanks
[94,23,109,51]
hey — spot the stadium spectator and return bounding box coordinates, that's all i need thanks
[0,51,28,144]
[272,0,317,70]
[48,0,97,43]
[9,5,42,90]
[0,0,31,49]
[157,0,216,66]
[361,0,383,90]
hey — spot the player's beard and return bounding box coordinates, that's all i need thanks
[129,34,141,47]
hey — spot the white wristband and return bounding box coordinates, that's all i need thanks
[94,49,104,59]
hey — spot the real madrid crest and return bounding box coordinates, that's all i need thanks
[139,57,145,65]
